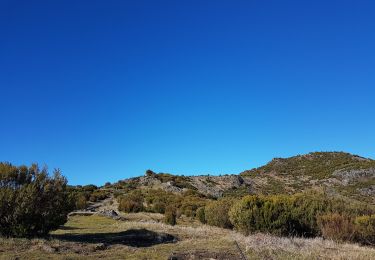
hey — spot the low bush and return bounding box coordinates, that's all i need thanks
[354,215,375,245]
[317,213,355,242]
[75,193,88,210]
[205,199,233,228]
[118,191,144,213]
[228,191,375,239]
[229,195,296,236]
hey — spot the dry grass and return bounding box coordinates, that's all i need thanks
[0,213,374,259]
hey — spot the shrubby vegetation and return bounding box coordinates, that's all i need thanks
[117,188,208,217]
[164,206,177,225]
[0,163,73,237]
[318,213,375,245]
[196,207,206,224]
[114,184,374,246]
[118,191,144,213]
[228,191,375,239]
[241,152,375,180]
[67,184,109,210]
[151,171,197,190]
[204,199,233,228]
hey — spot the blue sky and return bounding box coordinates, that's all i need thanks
[1,0,374,185]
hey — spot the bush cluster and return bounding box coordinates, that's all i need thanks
[0,163,73,237]
[204,199,233,228]
[115,185,374,246]
[67,184,109,210]
[117,188,208,217]
[318,213,375,245]
[227,191,375,239]
[118,191,144,213]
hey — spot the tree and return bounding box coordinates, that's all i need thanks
[0,163,74,237]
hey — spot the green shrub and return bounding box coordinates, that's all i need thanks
[205,199,233,228]
[317,213,355,242]
[164,206,177,226]
[75,194,88,210]
[180,195,206,217]
[289,191,332,236]
[0,163,73,237]
[118,192,144,213]
[229,195,296,236]
[354,215,375,245]
[196,207,206,224]
[152,201,166,214]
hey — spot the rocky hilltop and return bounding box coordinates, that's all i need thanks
[111,152,375,203]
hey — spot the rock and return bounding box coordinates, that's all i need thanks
[98,209,119,218]
[332,168,375,185]
[94,243,107,251]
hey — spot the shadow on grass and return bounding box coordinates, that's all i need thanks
[51,228,177,247]
[58,226,81,230]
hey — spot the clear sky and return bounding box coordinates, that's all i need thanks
[1,0,374,185]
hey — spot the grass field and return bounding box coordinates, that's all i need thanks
[1,213,375,260]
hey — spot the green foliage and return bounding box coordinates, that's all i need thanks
[0,163,73,237]
[196,207,206,224]
[89,190,109,202]
[75,194,88,210]
[354,215,375,245]
[229,191,375,237]
[117,188,208,218]
[67,184,109,210]
[164,206,177,226]
[222,186,252,198]
[229,195,296,236]
[205,199,233,229]
[112,178,140,192]
[118,191,144,213]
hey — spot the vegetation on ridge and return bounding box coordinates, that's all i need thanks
[241,152,375,179]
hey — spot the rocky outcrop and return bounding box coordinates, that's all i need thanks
[189,175,249,198]
[332,168,375,185]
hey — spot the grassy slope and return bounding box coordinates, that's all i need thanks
[1,214,375,260]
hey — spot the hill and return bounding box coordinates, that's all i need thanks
[241,152,375,203]
[108,152,375,204]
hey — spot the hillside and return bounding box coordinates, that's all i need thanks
[241,152,375,203]
[109,152,375,204]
